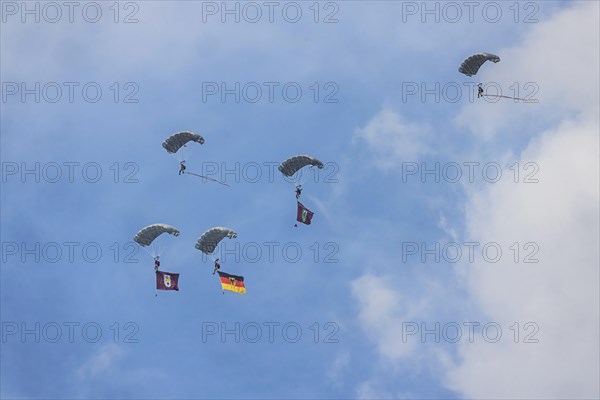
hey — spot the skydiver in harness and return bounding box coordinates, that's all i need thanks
[477,83,484,98]
[179,160,186,175]
[154,256,160,271]
[212,258,220,275]
[294,185,303,228]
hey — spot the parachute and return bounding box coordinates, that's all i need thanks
[278,155,324,177]
[195,227,237,254]
[162,131,205,154]
[134,223,181,260]
[134,224,180,246]
[458,53,500,77]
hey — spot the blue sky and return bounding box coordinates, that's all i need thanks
[1,1,599,399]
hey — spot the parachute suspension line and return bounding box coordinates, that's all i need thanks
[296,165,320,187]
[155,241,163,259]
[140,246,153,259]
[287,171,304,189]
[159,238,170,260]
[298,170,310,186]
[210,244,225,264]
[148,242,158,259]
[169,152,182,163]
[156,242,163,259]
[293,169,313,202]
[300,166,314,185]
[147,244,154,259]
[180,146,193,163]
[147,240,164,259]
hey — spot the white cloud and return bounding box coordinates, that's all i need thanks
[446,114,599,400]
[351,274,430,361]
[355,108,433,170]
[327,351,350,386]
[437,213,459,243]
[445,2,600,398]
[77,344,125,379]
[356,380,395,400]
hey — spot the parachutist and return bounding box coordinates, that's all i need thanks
[478,83,484,98]
[212,258,221,275]
[295,185,302,199]
[179,160,186,175]
[154,256,160,271]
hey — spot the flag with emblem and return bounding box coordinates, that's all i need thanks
[156,271,180,291]
[217,271,246,294]
[296,201,314,225]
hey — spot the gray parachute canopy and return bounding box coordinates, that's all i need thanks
[278,155,324,177]
[134,224,180,246]
[195,227,237,254]
[162,131,205,154]
[459,53,500,77]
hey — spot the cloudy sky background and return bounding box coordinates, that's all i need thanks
[1,1,598,399]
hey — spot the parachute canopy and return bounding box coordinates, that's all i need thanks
[195,227,237,254]
[458,53,500,77]
[278,155,324,177]
[162,131,205,154]
[134,224,180,247]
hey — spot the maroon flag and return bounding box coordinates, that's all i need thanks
[296,201,314,225]
[156,271,180,291]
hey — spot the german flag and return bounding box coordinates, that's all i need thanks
[217,271,246,294]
